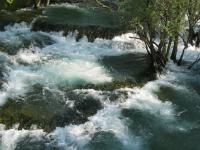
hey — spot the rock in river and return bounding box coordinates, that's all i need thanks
[31,4,123,41]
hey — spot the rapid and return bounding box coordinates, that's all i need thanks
[0,22,200,150]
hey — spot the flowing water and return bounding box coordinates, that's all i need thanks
[0,22,200,150]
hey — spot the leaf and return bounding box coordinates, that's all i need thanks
[6,0,14,4]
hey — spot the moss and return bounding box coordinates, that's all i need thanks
[0,0,35,11]
[0,84,102,132]
[77,80,136,91]
[31,5,124,41]
[100,53,156,85]
[0,9,42,30]
[32,17,123,41]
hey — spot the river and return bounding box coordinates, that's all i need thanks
[0,22,200,150]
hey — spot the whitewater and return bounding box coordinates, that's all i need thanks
[0,23,200,150]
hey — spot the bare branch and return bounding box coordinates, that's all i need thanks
[95,0,113,11]
[188,53,200,69]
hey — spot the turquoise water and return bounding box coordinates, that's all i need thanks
[0,23,200,150]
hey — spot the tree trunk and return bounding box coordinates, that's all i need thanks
[170,34,179,63]
[47,0,50,6]
[165,37,172,59]
[150,48,166,73]
[178,46,187,65]
[188,26,195,46]
[33,0,38,9]
[195,32,200,47]
[36,0,41,8]
[188,54,200,69]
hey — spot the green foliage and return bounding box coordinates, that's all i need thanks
[120,0,187,38]
[6,0,14,4]
[187,0,200,26]
[117,0,192,72]
[0,0,35,10]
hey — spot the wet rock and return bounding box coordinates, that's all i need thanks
[74,53,155,91]
[100,53,155,85]
[31,5,123,41]
[19,32,55,48]
[0,10,41,31]
[81,80,137,91]
[0,84,102,132]
[74,95,102,116]
[0,42,20,55]
[0,53,10,89]
[15,135,48,150]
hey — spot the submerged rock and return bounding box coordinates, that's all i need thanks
[15,136,47,150]
[100,53,155,85]
[80,80,136,91]
[85,131,124,150]
[70,53,155,91]
[31,5,123,41]
[0,53,10,89]
[0,84,102,132]
[0,30,54,55]
[74,95,102,116]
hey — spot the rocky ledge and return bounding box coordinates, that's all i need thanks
[31,4,124,41]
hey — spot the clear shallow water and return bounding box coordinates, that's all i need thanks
[0,23,200,150]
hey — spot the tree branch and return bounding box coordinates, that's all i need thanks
[188,53,200,69]
[95,0,113,11]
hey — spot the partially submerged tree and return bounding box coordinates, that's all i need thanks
[175,0,200,66]
[187,0,200,46]
[119,0,186,73]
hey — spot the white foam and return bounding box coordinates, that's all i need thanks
[0,128,46,150]
[1,23,199,150]
[38,59,112,85]
[47,78,177,149]
[177,44,200,62]
[121,86,175,120]
[0,23,30,48]
[48,61,198,149]
[112,33,146,53]
[0,67,39,101]
[16,48,44,64]
[49,105,142,150]
[0,92,7,106]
